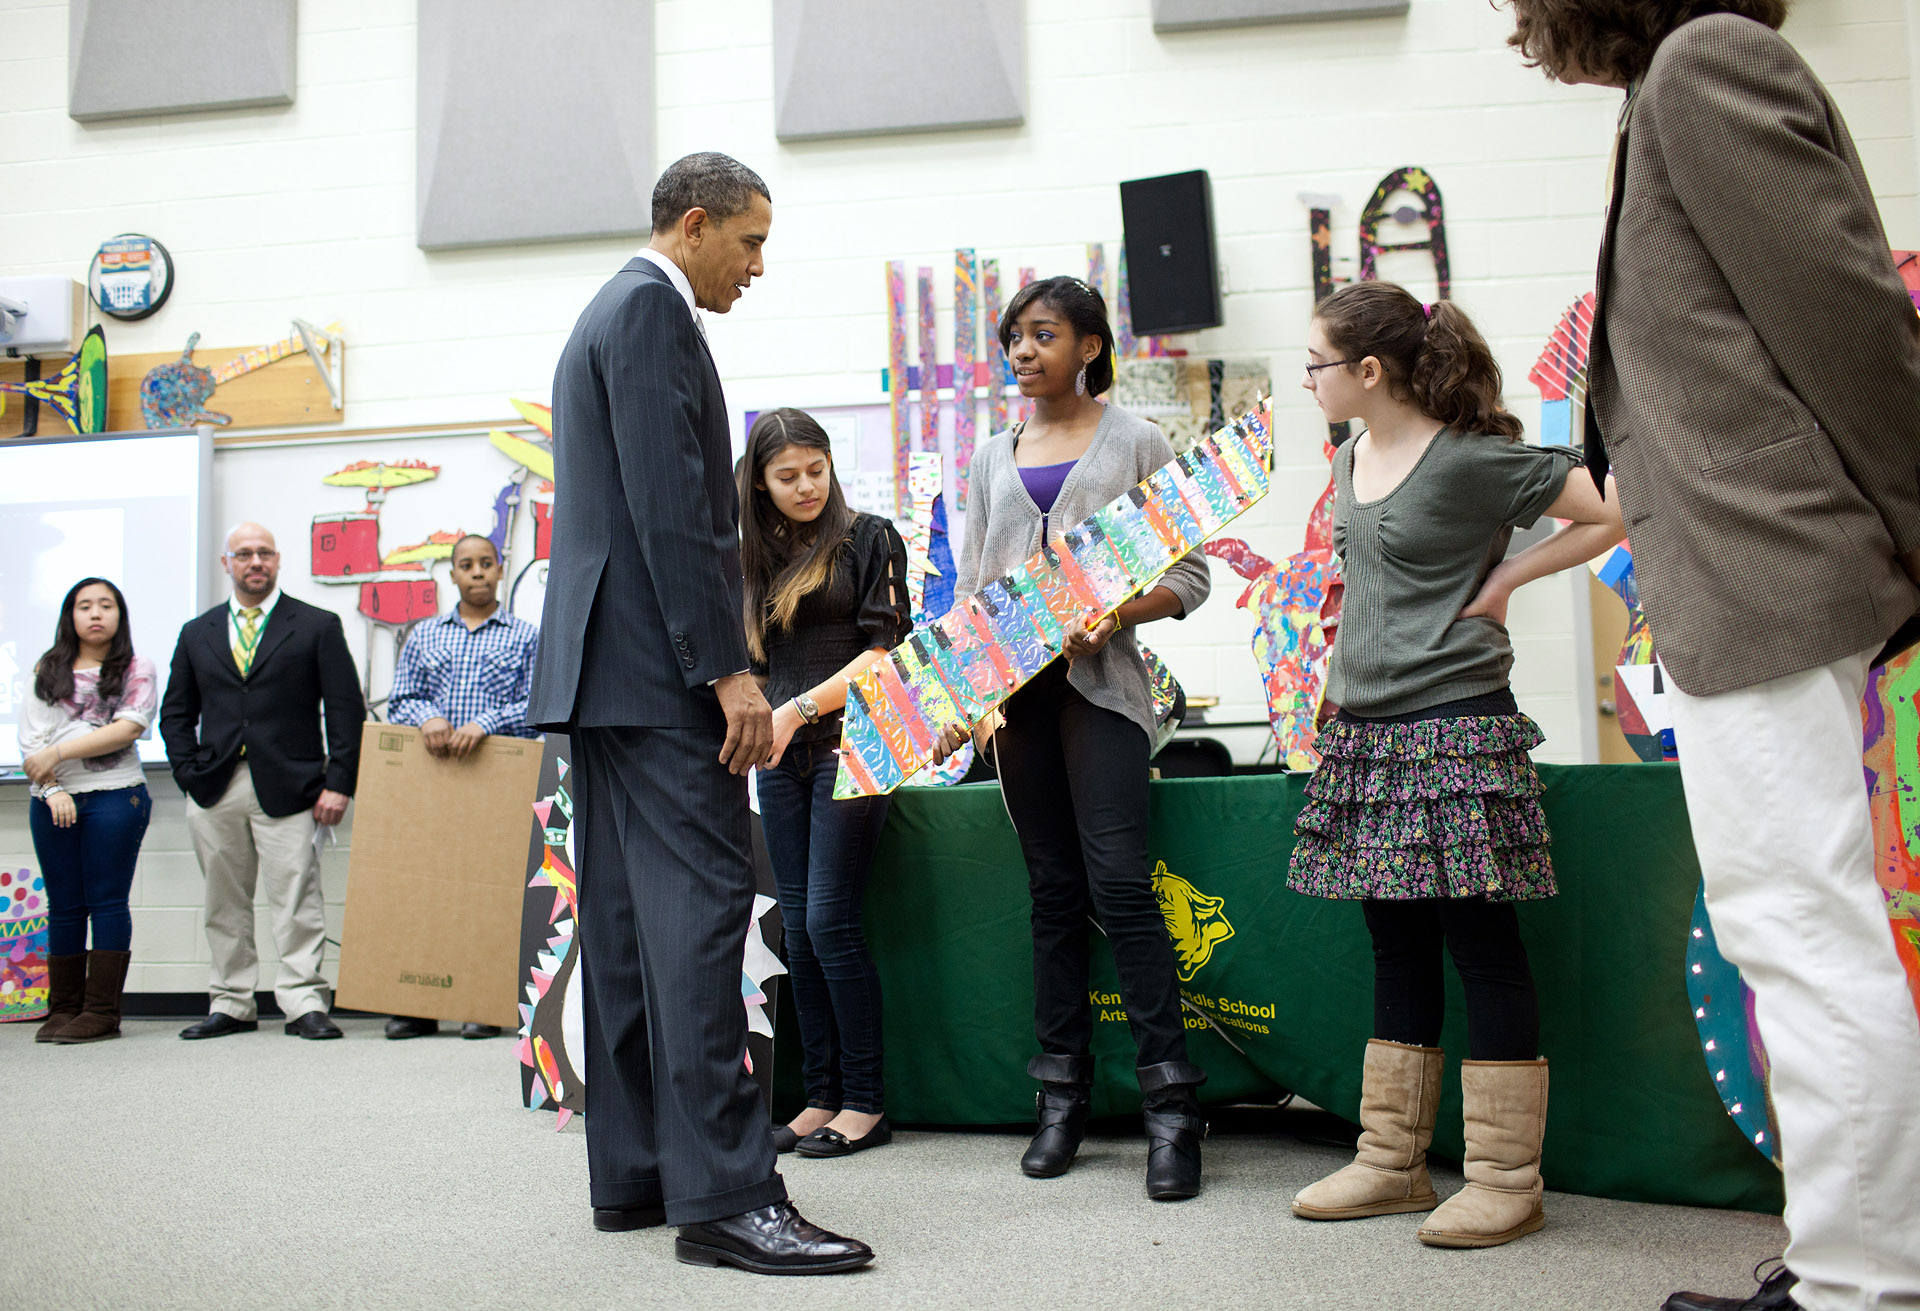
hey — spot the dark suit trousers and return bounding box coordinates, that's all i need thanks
[572,725,786,1225]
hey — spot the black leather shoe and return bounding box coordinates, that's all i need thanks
[179,1012,257,1040]
[385,1015,438,1039]
[770,1124,802,1154]
[461,1022,501,1039]
[285,1011,344,1040]
[1665,1267,1800,1311]
[796,1117,892,1157]
[1021,1086,1091,1178]
[593,1205,667,1232]
[1143,1107,1206,1201]
[675,1201,873,1275]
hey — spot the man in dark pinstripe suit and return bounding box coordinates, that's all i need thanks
[1509,4,1920,1309]
[528,153,872,1276]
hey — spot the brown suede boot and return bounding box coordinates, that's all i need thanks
[1293,1039,1443,1220]
[1417,1058,1548,1248]
[35,953,87,1042]
[49,949,131,1044]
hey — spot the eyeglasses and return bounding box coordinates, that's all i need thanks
[225,549,279,563]
[1304,359,1355,378]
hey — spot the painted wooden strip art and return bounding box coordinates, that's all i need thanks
[918,266,939,454]
[887,261,911,515]
[982,258,1009,438]
[953,249,979,508]
[1115,243,1137,359]
[834,400,1274,797]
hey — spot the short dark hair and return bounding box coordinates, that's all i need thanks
[650,152,771,235]
[997,276,1116,397]
[1503,0,1787,85]
[452,533,496,561]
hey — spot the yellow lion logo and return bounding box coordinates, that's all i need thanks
[1153,863,1234,982]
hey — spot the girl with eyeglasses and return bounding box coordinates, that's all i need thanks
[1289,281,1622,1248]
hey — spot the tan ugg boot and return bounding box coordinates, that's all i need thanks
[1417,1058,1548,1248]
[1292,1039,1443,1220]
[49,949,131,1044]
[35,954,86,1042]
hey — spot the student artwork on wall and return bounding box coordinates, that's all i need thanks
[0,869,49,1022]
[138,321,343,429]
[0,325,108,437]
[485,398,557,616]
[1860,649,1920,1022]
[834,400,1273,798]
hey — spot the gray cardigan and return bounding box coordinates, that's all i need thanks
[956,402,1211,742]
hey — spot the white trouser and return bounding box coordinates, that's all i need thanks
[184,762,330,1022]
[1667,647,1920,1311]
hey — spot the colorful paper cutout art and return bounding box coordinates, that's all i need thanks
[1685,881,1780,1166]
[0,325,108,436]
[0,869,50,1022]
[834,400,1273,797]
[1529,292,1596,449]
[520,751,583,1127]
[1861,649,1920,1022]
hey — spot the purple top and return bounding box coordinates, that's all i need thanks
[1018,459,1076,516]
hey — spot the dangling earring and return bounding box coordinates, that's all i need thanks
[1075,365,1088,396]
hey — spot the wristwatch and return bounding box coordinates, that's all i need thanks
[793,694,821,725]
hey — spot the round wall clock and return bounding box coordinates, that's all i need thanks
[87,234,174,320]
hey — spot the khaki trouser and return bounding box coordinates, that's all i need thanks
[185,762,329,1022]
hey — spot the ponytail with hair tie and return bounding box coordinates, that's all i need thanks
[1313,282,1523,441]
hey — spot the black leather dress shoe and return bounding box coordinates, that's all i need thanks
[461,1022,501,1039]
[592,1205,667,1232]
[796,1117,892,1158]
[385,1015,438,1039]
[675,1201,873,1274]
[285,1011,344,1040]
[179,1012,257,1040]
[1665,1267,1800,1311]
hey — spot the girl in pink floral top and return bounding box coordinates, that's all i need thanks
[16,578,157,1043]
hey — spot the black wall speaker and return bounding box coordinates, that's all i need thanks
[1120,170,1222,336]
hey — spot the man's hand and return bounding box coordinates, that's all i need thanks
[419,717,453,757]
[46,792,77,828]
[715,672,772,776]
[22,747,60,785]
[447,722,487,759]
[313,788,349,826]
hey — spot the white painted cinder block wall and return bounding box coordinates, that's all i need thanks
[1,0,1914,993]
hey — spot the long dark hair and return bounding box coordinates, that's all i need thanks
[1503,0,1787,86]
[737,408,855,664]
[1314,281,1525,440]
[998,275,1116,397]
[36,576,134,707]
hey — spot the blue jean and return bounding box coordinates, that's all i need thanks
[29,783,152,955]
[756,738,891,1114]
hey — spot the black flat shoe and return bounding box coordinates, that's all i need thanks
[385,1015,438,1039]
[675,1201,873,1274]
[285,1011,343,1040]
[1665,1266,1800,1311]
[461,1022,501,1039]
[795,1117,892,1157]
[593,1205,667,1232]
[770,1124,802,1154]
[179,1013,257,1040]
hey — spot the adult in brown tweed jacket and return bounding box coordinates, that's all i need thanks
[1508,4,1920,1311]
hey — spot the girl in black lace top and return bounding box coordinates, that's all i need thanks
[740,408,908,1159]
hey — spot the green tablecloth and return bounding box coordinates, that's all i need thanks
[812,764,1781,1214]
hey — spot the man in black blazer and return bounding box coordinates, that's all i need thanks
[529,153,871,1275]
[160,521,364,1041]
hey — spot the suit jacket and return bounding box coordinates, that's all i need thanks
[159,594,366,816]
[527,257,748,731]
[1588,13,1920,696]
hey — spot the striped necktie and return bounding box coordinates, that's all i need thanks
[233,607,263,676]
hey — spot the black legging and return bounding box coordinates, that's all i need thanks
[1361,896,1540,1061]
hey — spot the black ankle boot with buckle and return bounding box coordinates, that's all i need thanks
[1138,1060,1208,1201]
[1021,1053,1093,1178]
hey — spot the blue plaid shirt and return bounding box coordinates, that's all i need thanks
[387,606,541,739]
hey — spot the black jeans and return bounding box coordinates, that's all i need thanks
[995,661,1190,1073]
[757,737,892,1114]
[29,784,151,955]
[1361,896,1540,1061]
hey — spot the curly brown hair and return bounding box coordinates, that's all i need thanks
[1502,0,1787,85]
[1314,282,1525,441]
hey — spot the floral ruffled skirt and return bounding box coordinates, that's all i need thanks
[1288,711,1556,902]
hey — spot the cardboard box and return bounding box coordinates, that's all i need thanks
[336,723,544,1026]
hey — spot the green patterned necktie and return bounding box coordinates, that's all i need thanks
[233,607,263,676]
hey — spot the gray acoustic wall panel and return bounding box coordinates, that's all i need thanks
[69,0,297,122]
[417,0,654,251]
[775,0,1025,142]
[1152,0,1408,31]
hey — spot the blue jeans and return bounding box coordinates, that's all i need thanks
[756,739,891,1114]
[29,783,152,955]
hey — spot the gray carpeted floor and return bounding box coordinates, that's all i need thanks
[0,1019,1786,1311]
